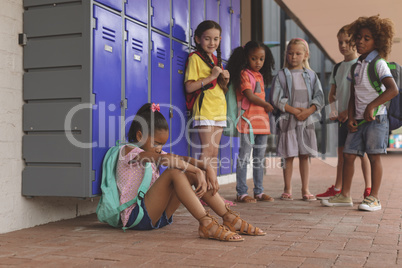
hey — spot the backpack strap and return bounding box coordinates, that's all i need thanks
[239,69,257,145]
[350,59,380,126]
[333,62,342,85]
[122,162,153,230]
[367,55,382,94]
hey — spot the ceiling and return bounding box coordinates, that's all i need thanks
[274,0,402,63]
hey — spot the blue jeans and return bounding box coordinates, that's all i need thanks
[236,133,268,196]
[343,115,389,156]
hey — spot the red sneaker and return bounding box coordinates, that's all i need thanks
[316,185,341,200]
[364,188,371,198]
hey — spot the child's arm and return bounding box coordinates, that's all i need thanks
[347,83,358,132]
[132,151,209,198]
[243,89,274,113]
[185,66,223,93]
[271,75,301,116]
[295,76,324,121]
[363,77,398,122]
[328,84,338,120]
[166,153,219,196]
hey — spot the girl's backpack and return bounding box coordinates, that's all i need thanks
[96,142,152,231]
[351,56,402,130]
[223,69,256,144]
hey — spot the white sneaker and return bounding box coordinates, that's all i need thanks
[358,196,381,211]
[321,194,353,207]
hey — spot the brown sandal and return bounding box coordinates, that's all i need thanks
[236,195,257,203]
[254,193,274,202]
[199,213,244,242]
[223,206,266,236]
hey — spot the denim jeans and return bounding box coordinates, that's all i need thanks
[236,133,268,196]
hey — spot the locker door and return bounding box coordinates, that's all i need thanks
[172,0,189,43]
[125,20,149,137]
[171,40,189,156]
[125,0,148,24]
[205,0,218,22]
[151,0,170,34]
[151,31,171,151]
[220,135,231,175]
[95,0,122,11]
[231,0,241,50]
[190,0,204,47]
[92,6,122,195]
[232,136,240,173]
[219,0,231,61]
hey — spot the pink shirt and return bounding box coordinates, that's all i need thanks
[116,145,167,227]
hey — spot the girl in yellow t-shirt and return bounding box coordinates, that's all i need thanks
[185,20,229,180]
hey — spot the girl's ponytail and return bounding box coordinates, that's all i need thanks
[226,46,247,91]
[215,44,228,92]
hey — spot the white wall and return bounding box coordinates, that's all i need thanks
[0,0,98,234]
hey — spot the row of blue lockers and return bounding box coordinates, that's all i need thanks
[22,0,241,197]
[92,2,241,195]
[95,0,241,61]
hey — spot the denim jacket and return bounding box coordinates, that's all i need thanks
[271,67,324,122]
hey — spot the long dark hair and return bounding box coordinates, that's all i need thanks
[194,20,227,92]
[127,103,169,143]
[226,41,275,91]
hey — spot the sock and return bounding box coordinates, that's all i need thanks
[334,187,341,191]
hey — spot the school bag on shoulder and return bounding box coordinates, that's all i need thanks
[351,55,402,130]
[185,51,219,112]
[96,141,153,231]
[268,68,317,117]
[223,69,256,144]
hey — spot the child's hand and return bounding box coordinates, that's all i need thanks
[205,166,219,196]
[329,109,338,121]
[295,108,311,121]
[338,110,348,123]
[264,102,274,113]
[348,118,358,132]
[363,105,376,122]
[222,69,230,80]
[194,168,208,198]
[211,66,223,79]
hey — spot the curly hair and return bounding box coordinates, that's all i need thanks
[283,38,311,69]
[226,41,275,91]
[127,103,169,143]
[347,15,395,60]
[194,20,227,92]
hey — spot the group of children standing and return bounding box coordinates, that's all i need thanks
[112,15,398,241]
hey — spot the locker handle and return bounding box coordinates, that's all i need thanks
[169,108,173,118]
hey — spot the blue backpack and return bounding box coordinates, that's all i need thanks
[96,142,152,231]
[351,56,402,130]
[223,69,256,144]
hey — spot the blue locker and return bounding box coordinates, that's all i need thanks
[125,0,148,24]
[95,0,122,11]
[172,0,189,42]
[171,41,189,156]
[220,134,231,175]
[151,0,170,34]
[232,136,240,173]
[125,20,149,137]
[205,0,218,22]
[190,0,204,47]
[219,0,231,61]
[92,6,122,195]
[151,31,171,151]
[231,0,241,50]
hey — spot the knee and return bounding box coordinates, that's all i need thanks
[343,153,356,162]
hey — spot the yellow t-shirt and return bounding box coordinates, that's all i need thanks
[184,53,226,121]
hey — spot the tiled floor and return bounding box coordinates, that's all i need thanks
[1,152,402,267]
